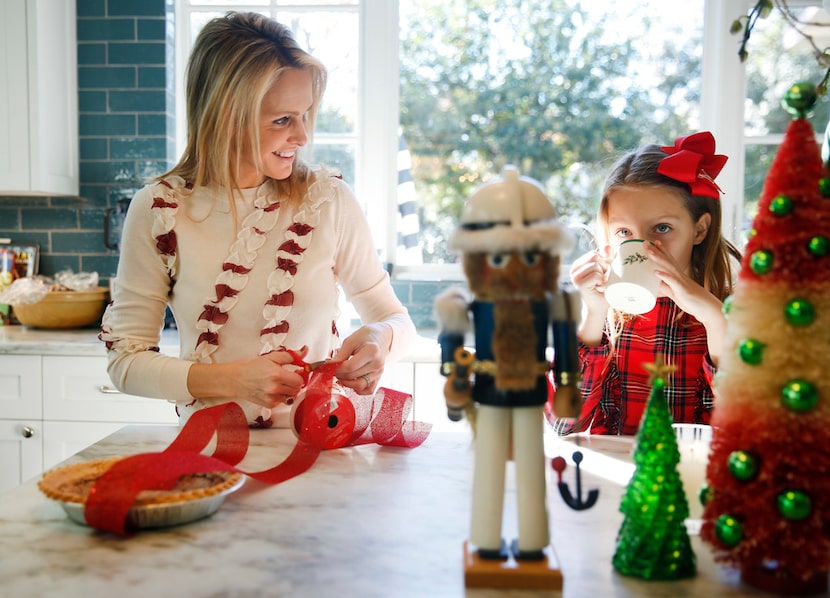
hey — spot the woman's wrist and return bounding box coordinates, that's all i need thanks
[187,361,231,400]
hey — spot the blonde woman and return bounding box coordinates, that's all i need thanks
[100,12,415,427]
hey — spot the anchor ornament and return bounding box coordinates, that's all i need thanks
[551,451,599,511]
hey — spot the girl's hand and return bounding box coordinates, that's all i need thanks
[646,241,721,322]
[569,248,611,314]
[331,323,391,395]
[647,241,726,362]
[569,248,612,346]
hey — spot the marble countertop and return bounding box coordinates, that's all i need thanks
[0,325,439,361]
[0,424,768,598]
[0,326,180,356]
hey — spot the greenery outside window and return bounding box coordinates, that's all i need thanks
[176,1,830,279]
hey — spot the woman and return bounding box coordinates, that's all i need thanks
[100,12,415,428]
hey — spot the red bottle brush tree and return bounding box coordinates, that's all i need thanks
[700,82,830,595]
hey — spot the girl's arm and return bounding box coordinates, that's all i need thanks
[568,249,611,346]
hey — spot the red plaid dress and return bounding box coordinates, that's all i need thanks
[567,297,715,435]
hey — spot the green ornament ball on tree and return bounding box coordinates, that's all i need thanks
[728,450,759,481]
[750,250,773,275]
[777,490,812,520]
[781,379,819,412]
[715,514,743,547]
[808,235,829,257]
[769,195,793,216]
[783,81,818,117]
[785,298,815,326]
[820,177,830,197]
[738,339,765,365]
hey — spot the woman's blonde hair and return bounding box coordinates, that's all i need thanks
[160,11,327,203]
[597,144,741,303]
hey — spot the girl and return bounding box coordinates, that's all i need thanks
[555,131,741,435]
[99,12,415,428]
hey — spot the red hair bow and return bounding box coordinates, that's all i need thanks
[657,131,728,199]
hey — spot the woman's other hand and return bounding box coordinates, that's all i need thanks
[331,323,392,394]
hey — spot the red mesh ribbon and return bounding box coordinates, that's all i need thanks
[657,131,728,199]
[83,359,431,535]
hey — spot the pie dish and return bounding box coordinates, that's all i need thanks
[38,457,244,529]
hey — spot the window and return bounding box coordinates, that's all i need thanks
[175,1,830,278]
[740,2,830,240]
[399,0,705,269]
[175,1,360,176]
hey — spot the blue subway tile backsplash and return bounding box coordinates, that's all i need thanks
[0,1,441,330]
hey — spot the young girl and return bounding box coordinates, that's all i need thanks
[555,131,741,435]
[99,12,415,428]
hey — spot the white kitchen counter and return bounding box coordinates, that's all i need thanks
[0,325,439,361]
[0,425,772,598]
[0,326,180,356]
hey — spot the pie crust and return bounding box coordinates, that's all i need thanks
[38,457,243,505]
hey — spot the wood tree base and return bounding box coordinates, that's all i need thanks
[741,565,829,596]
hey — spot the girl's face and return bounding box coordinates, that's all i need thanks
[605,185,710,276]
[237,68,313,188]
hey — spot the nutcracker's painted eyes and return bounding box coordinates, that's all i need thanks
[487,253,509,268]
[522,251,542,266]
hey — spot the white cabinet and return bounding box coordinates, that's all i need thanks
[0,355,43,492]
[0,0,78,195]
[0,419,43,493]
[0,354,42,419]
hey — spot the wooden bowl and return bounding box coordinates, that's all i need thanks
[12,287,110,329]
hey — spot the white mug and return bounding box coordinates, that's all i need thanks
[604,239,660,314]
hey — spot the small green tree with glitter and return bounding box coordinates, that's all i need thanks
[612,357,696,580]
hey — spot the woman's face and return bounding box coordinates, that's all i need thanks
[605,185,710,276]
[237,68,313,188]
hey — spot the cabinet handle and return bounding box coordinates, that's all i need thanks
[21,426,35,438]
[98,385,123,395]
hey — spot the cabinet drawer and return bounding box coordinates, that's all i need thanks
[42,356,179,424]
[0,354,42,419]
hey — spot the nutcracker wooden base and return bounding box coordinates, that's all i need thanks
[463,541,562,590]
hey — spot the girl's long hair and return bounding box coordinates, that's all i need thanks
[159,11,327,205]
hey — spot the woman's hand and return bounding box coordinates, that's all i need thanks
[332,323,392,395]
[187,348,307,409]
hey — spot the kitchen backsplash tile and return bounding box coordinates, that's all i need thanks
[1,0,442,330]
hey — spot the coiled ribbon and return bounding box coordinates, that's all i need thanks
[83,358,431,535]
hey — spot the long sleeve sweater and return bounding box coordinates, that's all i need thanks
[99,167,415,426]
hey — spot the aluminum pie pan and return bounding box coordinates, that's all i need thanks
[58,475,244,529]
[39,457,245,530]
